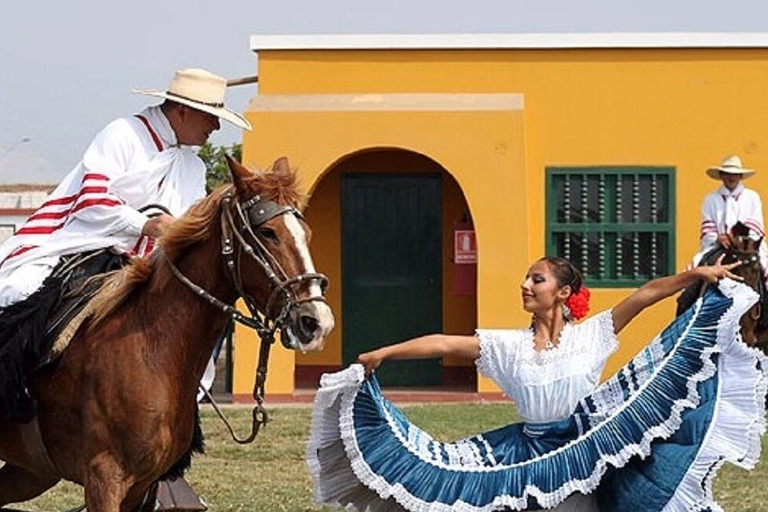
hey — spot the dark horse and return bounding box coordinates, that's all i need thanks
[677,222,768,352]
[0,156,334,511]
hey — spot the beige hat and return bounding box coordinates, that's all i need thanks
[706,155,755,180]
[134,68,252,130]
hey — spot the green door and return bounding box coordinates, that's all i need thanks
[342,173,443,387]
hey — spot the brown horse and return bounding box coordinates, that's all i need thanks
[677,225,768,351]
[0,156,334,511]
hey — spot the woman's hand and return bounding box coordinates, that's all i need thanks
[357,350,385,376]
[694,254,743,283]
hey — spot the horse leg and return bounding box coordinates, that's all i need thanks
[0,464,59,507]
[83,454,134,512]
[83,458,159,512]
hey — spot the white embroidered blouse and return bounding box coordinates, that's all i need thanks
[475,311,619,423]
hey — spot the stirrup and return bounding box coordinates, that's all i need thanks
[155,476,208,511]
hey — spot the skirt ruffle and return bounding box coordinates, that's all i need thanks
[307,280,768,511]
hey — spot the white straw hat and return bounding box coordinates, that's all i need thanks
[134,68,251,130]
[706,155,755,180]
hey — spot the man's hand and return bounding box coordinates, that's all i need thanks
[716,233,732,249]
[141,214,175,238]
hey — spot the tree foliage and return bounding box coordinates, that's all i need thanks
[198,142,242,193]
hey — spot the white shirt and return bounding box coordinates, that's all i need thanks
[700,183,766,251]
[475,311,619,423]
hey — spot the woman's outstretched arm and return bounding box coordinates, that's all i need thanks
[357,334,480,375]
[611,256,742,334]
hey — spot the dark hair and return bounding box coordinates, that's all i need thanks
[161,99,184,111]
[538,256,582,294]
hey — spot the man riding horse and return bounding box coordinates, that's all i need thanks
[678,155,768,350]
[692,155,768,284]
[0,68,251,510]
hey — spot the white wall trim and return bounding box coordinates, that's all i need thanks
[249,93,524,112]
[250,32,768,51]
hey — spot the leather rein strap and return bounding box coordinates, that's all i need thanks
[165,193,328,443]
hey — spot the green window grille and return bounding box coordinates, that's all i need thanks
[545,167,675,288]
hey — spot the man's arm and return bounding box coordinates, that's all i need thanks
[742,190,766,240]
[68,118,151,237]
[700,193,719,251]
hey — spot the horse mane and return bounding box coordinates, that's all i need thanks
[88,163,307,329]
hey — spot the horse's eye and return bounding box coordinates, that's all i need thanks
[259,228,278,241]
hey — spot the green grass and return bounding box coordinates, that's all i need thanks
[9,404,768,511]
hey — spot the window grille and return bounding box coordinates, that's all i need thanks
[546,167,675,287]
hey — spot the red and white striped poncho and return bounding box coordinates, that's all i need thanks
[695,182,768,281]
[0,105,206,279]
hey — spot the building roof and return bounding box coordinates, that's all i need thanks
[0,184,55,193]
[250,32,768,51]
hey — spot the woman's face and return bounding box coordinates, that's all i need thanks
[520,260,570,315]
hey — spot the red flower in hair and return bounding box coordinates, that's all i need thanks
[566,286,591,321]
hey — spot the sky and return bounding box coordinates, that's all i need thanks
[2,0,768,184]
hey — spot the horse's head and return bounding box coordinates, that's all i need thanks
[224,155,334,353]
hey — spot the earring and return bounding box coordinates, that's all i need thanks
[562,303,573,322]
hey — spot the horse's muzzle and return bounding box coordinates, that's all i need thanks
[281,301,334,353]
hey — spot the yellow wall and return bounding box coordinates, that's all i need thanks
[235,47,768,396]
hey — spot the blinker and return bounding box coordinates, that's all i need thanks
[245,198,297,227]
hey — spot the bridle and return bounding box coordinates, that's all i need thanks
[723,237,761,267]
[721,239,765,328]
[162,192,328,442]
[219,192,329,333]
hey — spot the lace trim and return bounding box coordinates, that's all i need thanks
[594,310,619,356]
[474,329,496,378]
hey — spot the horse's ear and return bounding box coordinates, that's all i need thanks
[732,221,751,238]
[272,156,290,174]
[226,154,252,187]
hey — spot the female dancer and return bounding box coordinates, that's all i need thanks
[308,256,766,511]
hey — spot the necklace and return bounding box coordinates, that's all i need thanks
[532,325,566,351]
[531,332,558,351]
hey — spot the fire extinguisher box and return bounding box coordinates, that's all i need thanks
[453,222,477,296]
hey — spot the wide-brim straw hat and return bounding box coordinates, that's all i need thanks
[706,155,755,180]
[134,68,252,131]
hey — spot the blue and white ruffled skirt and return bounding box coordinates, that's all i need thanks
[306,280,768,511]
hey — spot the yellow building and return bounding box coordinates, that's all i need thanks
[233,33,768,401]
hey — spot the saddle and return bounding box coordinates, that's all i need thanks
[43,250,126,363]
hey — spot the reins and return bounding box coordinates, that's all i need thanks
[164,192,328,443]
